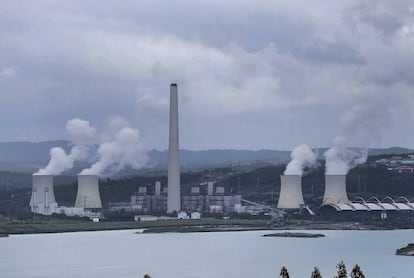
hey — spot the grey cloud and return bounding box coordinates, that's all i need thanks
[298,40,366,65]
[0,67,17,77]
[348,0,414,38]
[0,1,413,150]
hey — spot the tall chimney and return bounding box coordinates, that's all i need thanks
[167,83,181,212]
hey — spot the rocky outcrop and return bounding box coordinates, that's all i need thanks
[396,244,414,256]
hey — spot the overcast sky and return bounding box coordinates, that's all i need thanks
[0,0,413,150]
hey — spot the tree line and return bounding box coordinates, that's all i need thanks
[279,261,365,278]
[142,261,365,278]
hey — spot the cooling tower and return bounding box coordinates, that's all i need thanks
[277,175,304,209]
[167,83,181,213]
[323,175,348,204]
[75,175,102,209]
[30,174,56,209]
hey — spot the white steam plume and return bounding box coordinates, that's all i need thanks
[324,98,392,175]
[80,118,149,175]
[324,137,368,175]
[35,118,96,175]
[284,144,317,175]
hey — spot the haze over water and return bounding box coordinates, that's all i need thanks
[0,229,412,278]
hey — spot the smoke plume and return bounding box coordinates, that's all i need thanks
[324,137,368,175]
[324,98,391,175]
[35,118,96,175]
[80,118,149,175]
[284,144,317,175]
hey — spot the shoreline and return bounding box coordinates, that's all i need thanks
[0,219,406,235]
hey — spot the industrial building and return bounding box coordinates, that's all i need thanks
[129,181,168,211]
[30,174,58,215]
[29,174,101,218]
[182,181,241,213]
[322,175,349,204]
[75,174,103,209]
[277,175,304,209]
[319,173,414,221]
[321,196,414,212]
[109,180,241,214]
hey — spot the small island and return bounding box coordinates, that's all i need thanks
[396,244,414,256]
[262,232,325,238]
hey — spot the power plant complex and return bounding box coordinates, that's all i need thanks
[29,83,414,220]
[29,83,186,217]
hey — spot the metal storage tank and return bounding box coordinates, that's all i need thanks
[277,175,304,209]
[323,175,348,204]
[75,174,102,208]
[30,174,56,211]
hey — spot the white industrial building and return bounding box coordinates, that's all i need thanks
[75,174,102,209]
[277,175,304,209]
[30,174,58,215]
[323,175,349,204]
[29,174,101,218]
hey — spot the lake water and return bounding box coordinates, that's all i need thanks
[0,229,413,278]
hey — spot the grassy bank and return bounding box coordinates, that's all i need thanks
[0,219,269,235]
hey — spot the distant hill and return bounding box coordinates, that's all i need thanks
[0,141,70,162]
[149,149,291,169]
[367,147,414,156]
[0,141,411,174]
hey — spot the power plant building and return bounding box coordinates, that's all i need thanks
[30,174,58,215]
[277,175,304,209]
[129,181,168,211]
[121,181,241,214]
[167,83,181,213]
[182,182,241,213]
[75,175,103,209]
[323,175,348,204]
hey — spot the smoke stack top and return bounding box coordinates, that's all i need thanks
[35,118,96,175]
[284,144,317,175]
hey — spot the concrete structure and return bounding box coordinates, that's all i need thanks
[182,183,241,213]
[277,175,304,209]
[75,175,102,209]
[155,181,161,196]
[126,181,241,214]
[167,83,181,213]
[129,182,168,212]
[191,211,201,219]
[323,175,348,204]
[322,196,414,212]
[207,181,214,196]
[177,211,189,219]
[30,174,58,215]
